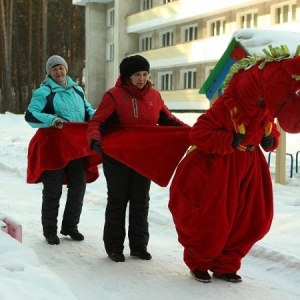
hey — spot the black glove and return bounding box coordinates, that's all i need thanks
[232,133,245,148]
[91,140,103,154]
[261,135,274,148]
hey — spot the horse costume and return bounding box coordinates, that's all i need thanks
[168,45,300,283]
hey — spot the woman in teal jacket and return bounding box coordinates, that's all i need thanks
[25,55,95,245]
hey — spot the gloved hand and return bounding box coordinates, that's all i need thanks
[261,134,274,148]
[51,117,63,129]
[232,133,245,148]
[91,140,103,154]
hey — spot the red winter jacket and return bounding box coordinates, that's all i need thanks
[87,76,185,144]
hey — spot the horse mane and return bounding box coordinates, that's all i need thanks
[222,44,300,92]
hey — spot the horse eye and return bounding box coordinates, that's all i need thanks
[296,89,300,96]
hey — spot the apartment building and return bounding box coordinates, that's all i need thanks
[72,0,300,110]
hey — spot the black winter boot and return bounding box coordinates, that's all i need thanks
[108,253,125,262]
[190,269,212,283]
[213,273,242,283]
[60,229,84,241]
[45,234,60,245]
[130,250,152,260]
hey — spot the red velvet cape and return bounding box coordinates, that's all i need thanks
[27,123,190,187]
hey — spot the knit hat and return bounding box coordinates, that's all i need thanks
[46,55,68,75]
[119,55,150,78]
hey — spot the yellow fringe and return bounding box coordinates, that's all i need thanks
[265,121,272,136]
[230,107,272,137]
[230,107,246,134]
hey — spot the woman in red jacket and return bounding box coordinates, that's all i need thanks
[87,55,186,262]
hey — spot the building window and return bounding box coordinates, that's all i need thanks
[140,35,152,51]
[208,18,226,36]
[158,72,173,90]
[107,8,115,27]
[160,31,173,47]
[106,43,114,61]
[272,1,296,24]
[141,0,153,10]
[181,69,197,89]
[182,24,198,42]
[238,11,258,28]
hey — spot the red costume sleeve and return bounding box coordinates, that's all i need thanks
[190,105,234,155]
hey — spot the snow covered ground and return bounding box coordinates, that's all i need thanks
[0,112,300,300]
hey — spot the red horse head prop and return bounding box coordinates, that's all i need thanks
[223,46,300,133]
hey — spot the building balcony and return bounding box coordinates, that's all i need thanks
[126,0,272,33]
[131,35,232,69]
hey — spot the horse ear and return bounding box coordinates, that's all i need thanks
[282,55,300,77]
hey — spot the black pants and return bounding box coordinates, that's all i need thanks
[41,158,86,236]
[102,155,151,254]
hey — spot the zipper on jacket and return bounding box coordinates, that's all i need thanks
[132,98,138,118]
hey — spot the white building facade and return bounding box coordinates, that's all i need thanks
[72,0,300,110]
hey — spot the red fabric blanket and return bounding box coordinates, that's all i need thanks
[27,122,101,184]
[102,125,191,187]
[27,123,191,187]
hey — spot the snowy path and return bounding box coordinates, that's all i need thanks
[2,167,300,300]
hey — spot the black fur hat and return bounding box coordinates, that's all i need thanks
[119,55,150,78]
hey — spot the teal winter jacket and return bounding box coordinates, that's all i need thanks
[25,75,95,128]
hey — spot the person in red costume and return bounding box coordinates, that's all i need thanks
[87,55,187,263]
[169,46,300,283]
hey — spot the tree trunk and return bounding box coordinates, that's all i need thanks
[42,0,48,76]
[0,0,13,112]
[13,0,23,113]
[27,0,33,105]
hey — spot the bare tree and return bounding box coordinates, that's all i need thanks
[27,0,33,105]
[42,0,48,76]
[13,0,24,113]
[0,0,13,112]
